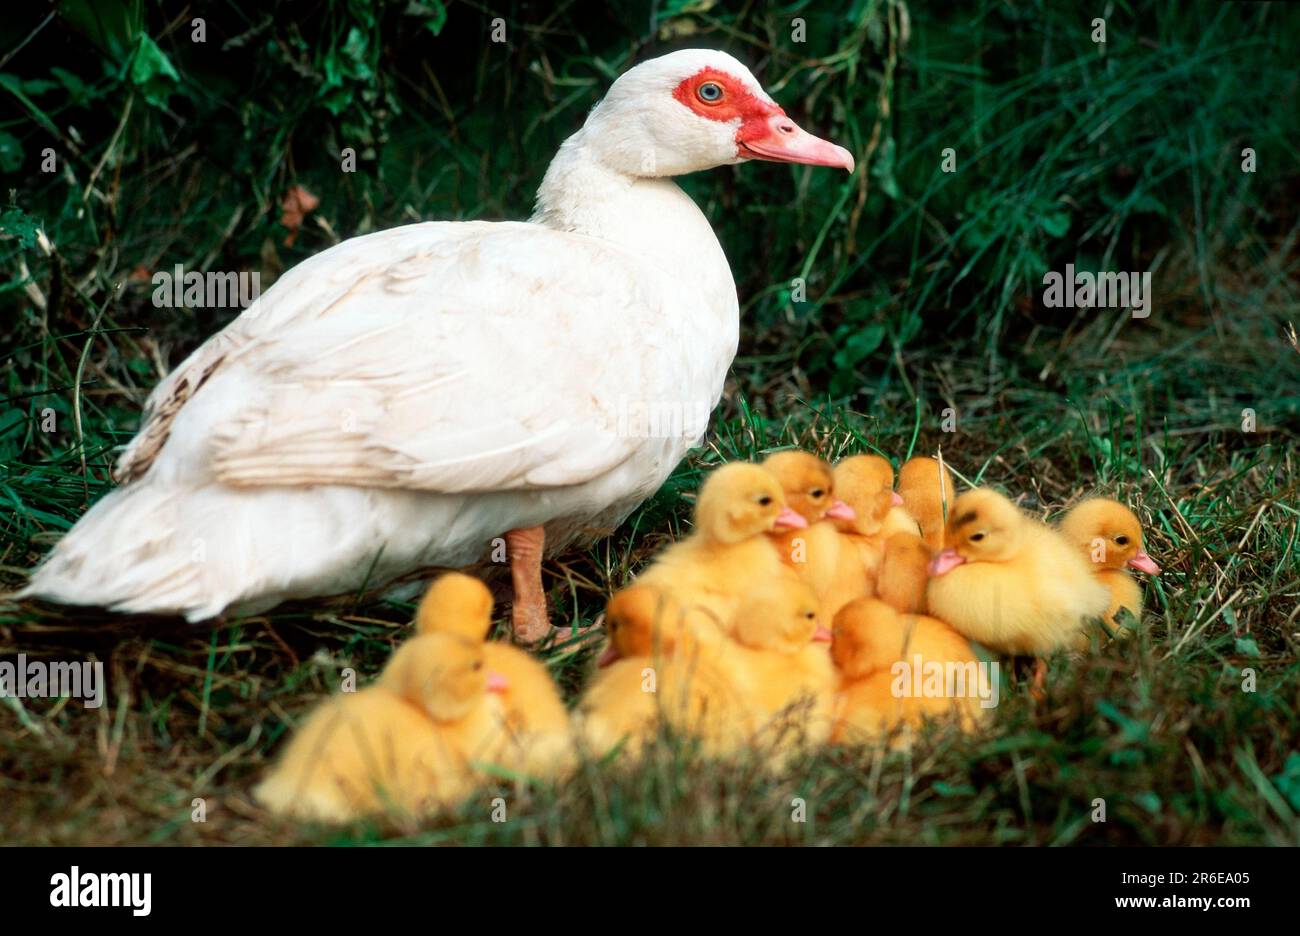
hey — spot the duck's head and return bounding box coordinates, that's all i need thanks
[577,49,854,178]
[761,450,854,525]
[599,584,680,666]
[1059,498,1160,575]
[929,489,1025,574]
[384,633,508,723]
[734,578,826,654]
[831,455,898,534]
[695,463,807,544]
[831,597,899,679]
[415,572,494,640]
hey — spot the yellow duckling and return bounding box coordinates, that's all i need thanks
[829,597,987,744]
[840,454,916,535]
[579,585,751,759]
[574,660,658,762]
[255,631,508,822]
[897,455,956,551]
[413,572,574,777]
[926,489,1111,690]
[727,578,837,755]
[828,455,914,587]
[1057,498,1161,636]
[760,450,863,618]
[760,451,856,546]
[635,462,807,637]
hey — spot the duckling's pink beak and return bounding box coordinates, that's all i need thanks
[597,644,621,668]
[773,507,809,530]
[739,115,855,172]
[1126,551,1161,575]
[486,671,510,693]
[812,625,833,643]
[891,491,905,506]
[825,500,856,521]
[928,548,966,577]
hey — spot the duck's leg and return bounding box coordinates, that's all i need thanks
[1030,657,1047,700]
[506,526,550,644]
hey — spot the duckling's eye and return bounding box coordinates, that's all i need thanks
[810,488,825,499]
[1115,535,1129,546]
[805,611,816,620]
[472,661,483,671]
[757,495,773,506]
[697,82,724,103]
[969,532,986,542]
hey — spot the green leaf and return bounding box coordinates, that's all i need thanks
[832,323,885,370]
[1039,208,1071,238]
[1096,699,1149,745]
[0,207,43,249]
[19,78,59,96]
[0,73,61,137]
[932,782,976,798]
[1271,752,1300,813]
[56,0,140,61]
[342,28,371,71]
[408,1,448,36]
[129,34,181,108]
[1129,192,1166,216]
[0,132,21,173]
[1234,635,1260,657]
[1133,791,1162,814]
[50,67,92,106]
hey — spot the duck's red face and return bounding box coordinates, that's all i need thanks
[672,68,855,172]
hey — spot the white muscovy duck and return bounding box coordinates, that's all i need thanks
[20,49,853,642]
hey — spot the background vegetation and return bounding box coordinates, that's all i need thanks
[1,0,1297,844]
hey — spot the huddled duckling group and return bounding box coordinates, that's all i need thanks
[257,451,1161,822]
[256,574,573,822]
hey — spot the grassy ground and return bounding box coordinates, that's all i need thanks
[3,309,1297,845]
[2,1,1299,844]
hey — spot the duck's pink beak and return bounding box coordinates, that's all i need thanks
[812,625,833,643]
[739,115,855,172]
[928,548,966,577]
[825,499,856,521]
[1126,551,1161,575]
[486,671,510,693]
[597,644,621,668]
[773,507,809,530]
[891,491,905,506]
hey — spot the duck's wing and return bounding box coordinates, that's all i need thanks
[117,221,697,493]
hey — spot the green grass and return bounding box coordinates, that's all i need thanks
[3,316,1297,845]
[1,0,1299,845]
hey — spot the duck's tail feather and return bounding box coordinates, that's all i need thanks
[18,484,244,620]
[17,478,384,620]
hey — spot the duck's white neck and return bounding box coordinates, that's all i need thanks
[530,128,737,311]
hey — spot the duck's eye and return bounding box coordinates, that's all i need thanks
[697,81,724,103]
[757,495,773,506]
[969,532,986,542]
[1115,535,1129,546]
[805,611,816,620]
[472,660,483,671]
[810,488,825,499]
